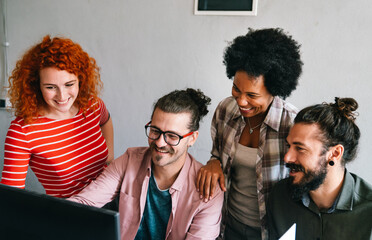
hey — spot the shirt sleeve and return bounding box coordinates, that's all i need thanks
[97,98,110,126]
[210,103,222,163]
[1,121,31,188]
[67,150,128,207]
[185,188,224,239]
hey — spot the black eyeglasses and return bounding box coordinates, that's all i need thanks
[145,121,194,146]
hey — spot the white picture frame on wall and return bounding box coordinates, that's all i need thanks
[194,0,258,16]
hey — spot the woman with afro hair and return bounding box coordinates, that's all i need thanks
[1,35,114,198]
[196,28,303,239]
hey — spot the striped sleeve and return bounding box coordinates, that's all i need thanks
[97,98,109,126]
[1,120,31,188]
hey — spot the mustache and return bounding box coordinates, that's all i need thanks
[150,142,174,154]
[286,163,305,172]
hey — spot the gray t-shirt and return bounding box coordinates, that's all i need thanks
[228,143,260,227]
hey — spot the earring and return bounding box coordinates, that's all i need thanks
[329,160,334,166]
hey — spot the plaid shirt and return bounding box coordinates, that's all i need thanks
[210,96,298,239]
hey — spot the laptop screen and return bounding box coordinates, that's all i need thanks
[0,184,120,240]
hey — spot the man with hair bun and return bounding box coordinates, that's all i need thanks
[69,88,224,240]
[267,97,372,240]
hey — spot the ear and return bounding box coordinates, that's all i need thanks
[328,144,344,164]
[188,131,199,147]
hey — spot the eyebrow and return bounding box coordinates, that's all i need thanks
[149,124,182,136]
[42,80,77,86]
[292,141,306,147]
[233,83,260,96]
[286,139,307,148]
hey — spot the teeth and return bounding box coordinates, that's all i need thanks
[56,99,69,104]
[286,163,304,173]
[156,148,168,153]
[239,107,252,111]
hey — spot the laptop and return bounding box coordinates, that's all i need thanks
[0,183,120,240]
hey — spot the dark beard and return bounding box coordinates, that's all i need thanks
[288,157,328,201]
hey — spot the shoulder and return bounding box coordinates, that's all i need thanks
[6,118,27,140]
[274,97,298,119]
[266,97,297,132]
[126,147,149,156]
[88,97,105,109]
[187,153,204,173]
[270,97,298,130]
[188,154,224,197]
[350,173,372,202]
[272,177,291,194]
[7,117,49,133]
[269,178,292,206]
[216,96,237,112]
[9,117,25,129]
[213,96,240,121]
[121,147,149,162]
[111,147,150,170]
[96,97,105,106]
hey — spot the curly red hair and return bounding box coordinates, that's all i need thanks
[8,35,103,123]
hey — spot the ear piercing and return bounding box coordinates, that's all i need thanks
[329,160,334,166]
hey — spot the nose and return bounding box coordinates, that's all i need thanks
[56,88,65,100]
[236,94,248,106]
[154,133,168,147]
[284,147,295,164]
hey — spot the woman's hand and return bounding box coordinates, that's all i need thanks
[196,159,226,202]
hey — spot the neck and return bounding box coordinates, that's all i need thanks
[152,155,187,190]
[245,107,271,126]
[40,104,79,120]
[245,113,265,126]
[309,167,345,210]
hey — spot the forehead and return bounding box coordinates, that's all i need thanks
[287,123,323,147]
[151,108,191,133]
[39,67,77,83]
[233,71,267,92]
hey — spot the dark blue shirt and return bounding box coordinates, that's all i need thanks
[135,172,172,240]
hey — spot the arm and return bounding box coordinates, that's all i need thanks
[68,151,128,207]
[100,117,114,164]
[97,99,114,164]
[196,107,226,202]
[186,187,224,239]
[1,123,31,188]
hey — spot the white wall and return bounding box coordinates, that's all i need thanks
[1,0,371,193]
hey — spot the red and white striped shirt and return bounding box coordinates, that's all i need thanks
[1,99,109,198]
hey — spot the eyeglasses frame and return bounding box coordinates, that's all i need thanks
[144,121,194,146]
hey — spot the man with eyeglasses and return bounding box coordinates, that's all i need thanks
[69,88,224,240]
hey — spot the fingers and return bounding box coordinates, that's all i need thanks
[209,173,219,199]
[196,170,202,191]
[196,160,225,202]
[198,168,207,198]
[203,172,212,202]
[219,173,227,192]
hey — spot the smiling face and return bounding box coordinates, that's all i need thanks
[148,108,198,170]
[39,67,79,119]
[232,70,274,118]
[284,123,329,198]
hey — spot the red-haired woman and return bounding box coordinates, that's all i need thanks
[1,35,114,198]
